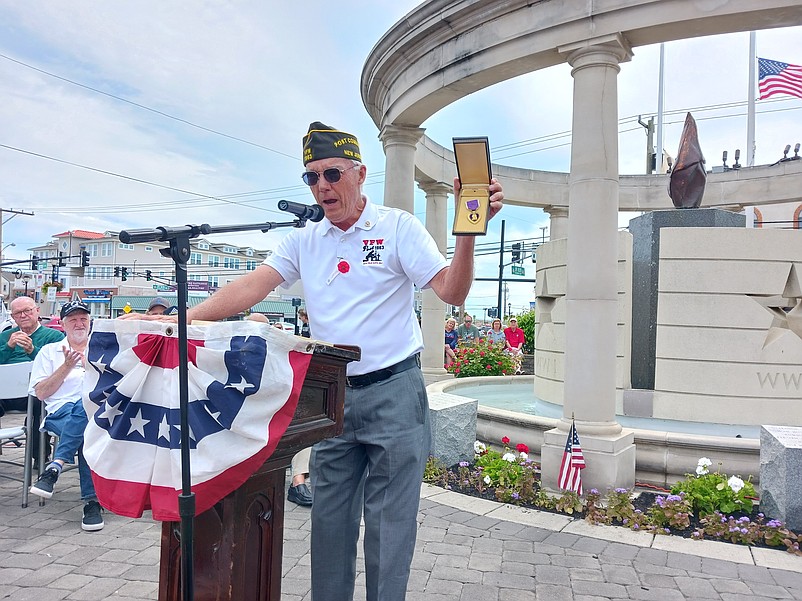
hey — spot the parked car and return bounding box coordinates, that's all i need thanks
[41,316,65,332]
[0,300,12,332]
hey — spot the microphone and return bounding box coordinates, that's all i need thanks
[278,200,324,222]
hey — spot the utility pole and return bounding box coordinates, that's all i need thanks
[1,208,34,264]
[638,115,656,174]
[0,209,34,296]
[497,220,505,320]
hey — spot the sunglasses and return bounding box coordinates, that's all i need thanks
[301,164,359,186]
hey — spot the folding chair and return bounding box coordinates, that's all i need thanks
[0,363,35,506]
[22,394,48,507]
[0,362,33,415]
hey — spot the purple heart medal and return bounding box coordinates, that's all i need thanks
[466,198,481,223]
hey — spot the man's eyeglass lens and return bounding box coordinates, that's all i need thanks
[12,307,35,317]
[302,167,352,186]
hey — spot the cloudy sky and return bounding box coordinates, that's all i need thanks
[1,1,800,317]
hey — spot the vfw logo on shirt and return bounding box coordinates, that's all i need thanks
[362,239,384,265]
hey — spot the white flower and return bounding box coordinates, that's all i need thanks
[483,475,491,484]
[695,465,708,476]
[697,457,712,468]
[502,452,516,463]
[728,476,745,493]
[696,457,712,475]
[519,452,529,461]
[474,441,487,454]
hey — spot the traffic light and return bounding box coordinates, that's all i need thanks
[114,266,120,277]
[81,250,90,267]
[511,243,521,263]
[121,267,128,282]
[52,265,58,282]
[145,269,152,281]
[58,252,66,267]
[31,255,39,270]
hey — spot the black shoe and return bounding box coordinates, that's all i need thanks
[287,483,313,506]
[82,500,105,531]
[30,467,60,499]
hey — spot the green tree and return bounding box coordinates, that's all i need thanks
[515,310,536,354]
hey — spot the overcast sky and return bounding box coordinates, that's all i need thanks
[1,1,800,317]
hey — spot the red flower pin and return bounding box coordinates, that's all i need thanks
[337,260,350,273]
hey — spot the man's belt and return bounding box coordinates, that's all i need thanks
[346,354,421,389]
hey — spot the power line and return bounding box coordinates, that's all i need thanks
[0,52,298,161]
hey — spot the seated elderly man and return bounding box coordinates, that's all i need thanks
[0,296,64,416]
[0,296,64,364]
[28,300,104,531]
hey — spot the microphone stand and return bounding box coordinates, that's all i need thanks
[119,216,314,601]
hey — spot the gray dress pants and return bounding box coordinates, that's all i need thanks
[310,366,430,601]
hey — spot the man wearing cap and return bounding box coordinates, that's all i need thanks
[141,122,504,600]
[28,300,104,531]
[146,297,171,315]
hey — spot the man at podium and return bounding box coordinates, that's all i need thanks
[178,122,504,601]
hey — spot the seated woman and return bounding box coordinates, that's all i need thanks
[444,318,458,366]
[486,318,506,345]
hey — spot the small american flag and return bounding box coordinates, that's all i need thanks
[558,419,586,495]
[758,57,802,100]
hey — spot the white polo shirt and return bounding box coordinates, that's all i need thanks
[265,199,447,375]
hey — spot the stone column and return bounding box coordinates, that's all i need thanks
[540,34,636,493]
[379,124,425,213]
[544,206,569,240]
[418,180,452,375]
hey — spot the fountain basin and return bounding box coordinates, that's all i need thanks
[427,376,760,488]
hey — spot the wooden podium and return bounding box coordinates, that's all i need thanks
[158,343,359,601]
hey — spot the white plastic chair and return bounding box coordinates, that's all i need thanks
[0,362,33,405]
[0,363,36,506]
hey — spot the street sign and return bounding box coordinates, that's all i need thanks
[46,287,56,302]
[511,265,525,276]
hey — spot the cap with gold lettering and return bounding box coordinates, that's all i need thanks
[302,121,361,165]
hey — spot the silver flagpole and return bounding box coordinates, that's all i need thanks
[655,43,665,172]
[746,31,757,167]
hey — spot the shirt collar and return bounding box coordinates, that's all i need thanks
[319,196,378,236]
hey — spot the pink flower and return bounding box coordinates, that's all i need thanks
[516,443,529,453]
[501,436,510,444]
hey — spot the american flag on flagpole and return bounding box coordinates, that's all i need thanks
[758,57,802,100]
[82,319,314,521]
[558,419,586,495]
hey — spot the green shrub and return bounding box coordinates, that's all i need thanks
[446,338,516,377]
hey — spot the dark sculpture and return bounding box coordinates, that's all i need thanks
[668,112,706,208]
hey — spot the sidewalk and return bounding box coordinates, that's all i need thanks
[2,410,801,600]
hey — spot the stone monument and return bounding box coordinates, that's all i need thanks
[760,425,802,531]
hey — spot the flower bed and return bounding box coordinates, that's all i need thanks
[423,440,802,555]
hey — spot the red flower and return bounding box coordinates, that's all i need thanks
[454,368,460,374]
[486,365,492,370]
[501,436,510,445]
[480,351,485,357]
[516,443,529,453]
[337,260,350,273]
